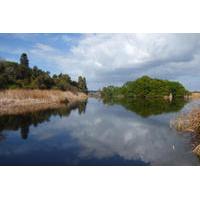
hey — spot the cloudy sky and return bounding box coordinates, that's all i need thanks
[0,33,200,90]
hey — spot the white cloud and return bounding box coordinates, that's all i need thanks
[33,43,56,52]
[29,34,200,90]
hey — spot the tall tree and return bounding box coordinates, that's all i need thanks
[78,76,88,93]
[83,77,88,93]
[20,53,29,67]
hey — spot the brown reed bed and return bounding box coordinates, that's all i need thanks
[190,92,200,100]
[171,108,200,134]
[0,89,88,115]
[171,108,200,156]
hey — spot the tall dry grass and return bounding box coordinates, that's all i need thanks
[171,108,200,134]
[171,107,200,156]
[190,92,200,100]
[0,89,87,115]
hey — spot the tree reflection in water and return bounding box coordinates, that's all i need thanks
[102,97,187,117]
[0,100,87,140]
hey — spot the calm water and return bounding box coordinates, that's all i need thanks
[0,98,200,166]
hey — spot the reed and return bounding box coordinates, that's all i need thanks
[171,108,200,134]
[0,89,88,115]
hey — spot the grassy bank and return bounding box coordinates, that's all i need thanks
[0,89,88,115]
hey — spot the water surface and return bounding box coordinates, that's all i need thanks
[0,98,199,166]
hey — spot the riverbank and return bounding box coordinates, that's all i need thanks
[189,92,200,100]
[171,107,200,156]
[0,89,88,115]
[171,108,200,133]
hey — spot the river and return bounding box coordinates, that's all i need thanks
[0,98,199,165]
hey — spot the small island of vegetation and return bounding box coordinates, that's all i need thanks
[101,76,189,100]
[100,76,189,117]
[0,53,88,115]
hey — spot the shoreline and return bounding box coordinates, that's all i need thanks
[0,89,88,115]
[189,92,200,100]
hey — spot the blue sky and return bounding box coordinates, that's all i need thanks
[0,33,82,74]
[1,33,200,90]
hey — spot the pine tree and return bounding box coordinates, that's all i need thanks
[78,76,88,93]
[20,53,29,67]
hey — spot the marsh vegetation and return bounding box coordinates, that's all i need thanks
[0,89,87,115]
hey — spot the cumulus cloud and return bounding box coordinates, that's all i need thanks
[34,34,200,89]
[8,33,200,90]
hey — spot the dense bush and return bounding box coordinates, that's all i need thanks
[101,76,188,99]
[0,53,88,93]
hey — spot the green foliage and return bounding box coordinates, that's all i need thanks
[101,76,188,99]
[0,54,88,93]
[33,73,54,89]
[53,73,71,91]
[78,76,88,93]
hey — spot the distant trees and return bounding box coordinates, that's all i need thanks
[20,53,29,67]
[101,76,188,99]
[0,53,88,93]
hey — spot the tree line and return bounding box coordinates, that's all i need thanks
[0,53,88,93]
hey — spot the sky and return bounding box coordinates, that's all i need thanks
[0,33,200,90]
